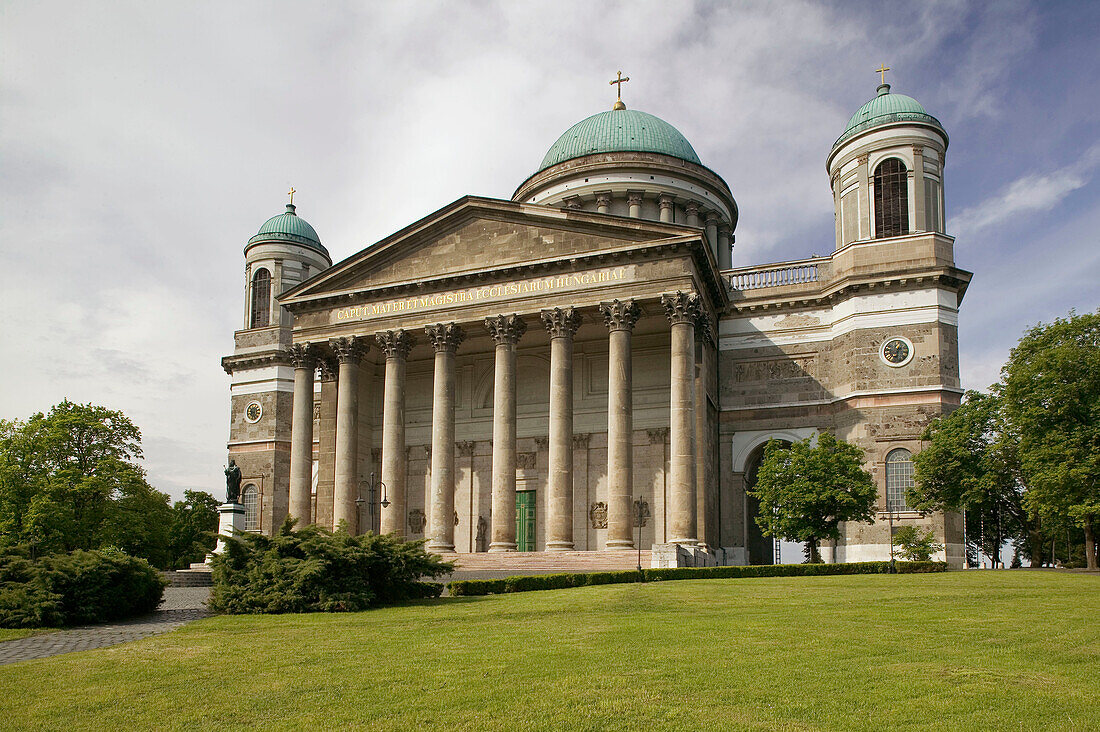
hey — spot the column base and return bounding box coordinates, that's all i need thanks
[426,542,456,553]
[605,540,635,550]
[669,538,699,547]
[488,542,517,552]
[545,541,575,551]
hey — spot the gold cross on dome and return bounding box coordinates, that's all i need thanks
[610,71,630,109]
[876,64,891,85]
[287,187,296,205]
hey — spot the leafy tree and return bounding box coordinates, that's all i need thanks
[749,432,877,563]
[167,490,219,569]
[1001,311,1100,570]
[910,391,1031,567]
[891,526,944,562]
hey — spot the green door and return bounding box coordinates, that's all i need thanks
[515,491,536,552]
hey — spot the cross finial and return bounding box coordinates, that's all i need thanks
[609,71,630,110]
[876,64,891,86]
[287,187,296,205]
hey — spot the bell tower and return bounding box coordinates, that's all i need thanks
[221,195,332,535]
[826,70,949,250]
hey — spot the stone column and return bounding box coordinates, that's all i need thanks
[596,192,612,215]
[376,329,416,537]
[857,154,870,240]
[541,307,582,551]
[658,194,675,223]
[287,342,316,526]
[599,299,641,549]
[686,201,700,228]
[662,292,700,545]
[705,212,719,261]
[718,224,733,270]
[911,145,926,232]
[627,191,644,218]
[695,312,715,547]
[485,314,527,552]
[424,323,466,552]
[316,358,339,529]
[331,336,366,533]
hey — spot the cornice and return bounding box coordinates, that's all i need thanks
[221,351,293,375]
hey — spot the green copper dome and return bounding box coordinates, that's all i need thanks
[538,108,702,172]
[247,204,327,255]
[834,84,945,149]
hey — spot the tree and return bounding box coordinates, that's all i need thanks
[1001,311,1100,570]
[749,432,878,563]
[167,491,219,569]
[910,390,1032,567]
[892,526,944,562]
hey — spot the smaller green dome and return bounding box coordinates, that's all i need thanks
[834,84,944,149]
[247,203,327,256]
[538,108,702,172]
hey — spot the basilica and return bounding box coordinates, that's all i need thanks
[222,74,969,567]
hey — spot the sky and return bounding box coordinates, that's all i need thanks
[2,0,1098,505]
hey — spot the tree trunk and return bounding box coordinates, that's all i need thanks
[1028,530,1046,568]
[1085,518,1098,572]
[807,538,822,564]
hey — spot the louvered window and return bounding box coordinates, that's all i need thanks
[874,158,909,238]
[250,268,271,328]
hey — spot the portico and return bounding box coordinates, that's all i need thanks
[277,197,726,553]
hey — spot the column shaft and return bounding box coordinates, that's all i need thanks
[288,344,316,525]
[542,307,581,551]
[663,293,699,545]
[424,324,465,552]
[377,330,414,537]
[600,300,640,550]
[486,315,526,552]
[332,337,365,532]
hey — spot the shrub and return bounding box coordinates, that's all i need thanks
[892,526,945,562]
[446,561,947,596]
[0,547,165,628]
[208,518,454,614]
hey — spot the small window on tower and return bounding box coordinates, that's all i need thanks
[874,158,909,238]
[250,268,271,328]
[243,484,259,531]
[885,449,914,512]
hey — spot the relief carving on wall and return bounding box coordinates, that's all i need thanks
[407,508,426,534]
[476,516,488,553]
[633,499,650,528]
[516,452,537,470]
[733,357,815,382]
[589,502,608,529]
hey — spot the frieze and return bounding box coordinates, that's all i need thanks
[516,452,537,470]
[331,266,632,324]
[733,357,815,382]
[589,502,608,529]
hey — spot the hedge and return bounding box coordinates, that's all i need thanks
[447,561,946,596]
[0,548,166,628]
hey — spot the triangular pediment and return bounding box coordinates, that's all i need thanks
[281,196,703,306]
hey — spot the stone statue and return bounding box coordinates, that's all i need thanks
[225,459,242,504]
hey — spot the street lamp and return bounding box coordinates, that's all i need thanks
[635,496,645,576]
[355,472,390,523]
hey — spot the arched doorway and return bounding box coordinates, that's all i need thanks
[743,440,791,565]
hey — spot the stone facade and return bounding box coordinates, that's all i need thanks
[222,87,971,567]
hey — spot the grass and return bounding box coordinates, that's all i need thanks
[0,629,38,642]
[0,571,1097,731]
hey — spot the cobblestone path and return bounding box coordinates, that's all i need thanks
[0,587,211,666]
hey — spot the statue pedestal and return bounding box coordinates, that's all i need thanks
[211,502,246,557]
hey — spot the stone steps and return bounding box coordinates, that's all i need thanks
[162,568,213,587]
[443,550,651,573]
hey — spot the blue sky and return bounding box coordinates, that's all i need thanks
[1,1,1097,504]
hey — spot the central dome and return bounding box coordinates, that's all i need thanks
[538,108,702,172]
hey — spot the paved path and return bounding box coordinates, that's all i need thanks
[0,587,211,666]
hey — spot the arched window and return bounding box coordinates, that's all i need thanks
[885,449,914,512]
[242,484,259,531]
[249,268,271,328]
[874,158,909,238]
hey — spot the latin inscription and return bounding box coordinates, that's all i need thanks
[332,266,631,324]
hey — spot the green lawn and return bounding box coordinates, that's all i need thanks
[0,629,37,642]
[1,572,1097,731]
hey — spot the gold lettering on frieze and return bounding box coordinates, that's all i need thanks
[332,266,631,324]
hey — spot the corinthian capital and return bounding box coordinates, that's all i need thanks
[425,322,466,352]
[661,291,701,326]
[330,336,367,364]
[318,358,339,382]
[485,314,527,345]
[375,329,416,360]
[287,342,315,369]
[599,299,641,332]
[540,307,582,339]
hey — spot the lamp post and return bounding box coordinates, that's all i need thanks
[878,507,897,574]
[635,496,644,576]
[355,472,390,533]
